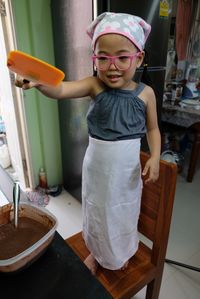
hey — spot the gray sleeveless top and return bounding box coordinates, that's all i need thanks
[87,82,147,141]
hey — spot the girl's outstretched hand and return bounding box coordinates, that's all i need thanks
[15,75,40,90]
[142,157,160,184]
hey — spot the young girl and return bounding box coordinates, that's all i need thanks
[16,12,161,275]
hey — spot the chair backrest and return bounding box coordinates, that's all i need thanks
[139,151,177,265]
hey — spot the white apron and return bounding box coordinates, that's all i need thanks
[82,137,142,270]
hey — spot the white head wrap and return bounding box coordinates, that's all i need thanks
[87,12,151,51]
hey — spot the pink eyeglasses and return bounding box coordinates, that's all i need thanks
[92,52,142,71]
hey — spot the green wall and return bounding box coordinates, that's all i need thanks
[12,0,62,186]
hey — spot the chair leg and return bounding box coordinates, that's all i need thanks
[145,273,163,299]
[187,127,200,182]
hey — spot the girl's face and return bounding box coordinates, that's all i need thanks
[94,34,144,89]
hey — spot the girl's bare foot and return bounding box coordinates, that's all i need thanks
[121,260,129,270]
[84,254,98,275]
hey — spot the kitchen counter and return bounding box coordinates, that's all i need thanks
[161,101,200,182]
[0,232,113,299]
[162,101,200,127]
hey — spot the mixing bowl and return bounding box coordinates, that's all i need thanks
[0,203,57,273]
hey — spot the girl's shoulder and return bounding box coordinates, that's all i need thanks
[138,83,155,105]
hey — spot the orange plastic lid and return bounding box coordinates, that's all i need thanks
[7,50,65,87]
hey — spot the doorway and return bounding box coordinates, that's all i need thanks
[0,0,34,190]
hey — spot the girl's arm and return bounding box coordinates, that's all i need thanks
[142,86,161,183]
[16,76,99,99]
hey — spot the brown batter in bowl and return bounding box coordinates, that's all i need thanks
[0,217,49,259]
[0,203,57,272]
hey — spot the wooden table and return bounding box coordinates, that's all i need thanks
[162,102,200,182]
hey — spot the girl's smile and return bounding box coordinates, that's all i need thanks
[106,73,122,83]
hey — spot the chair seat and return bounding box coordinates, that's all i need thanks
[66,232,157,299]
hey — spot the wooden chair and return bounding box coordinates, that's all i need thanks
[66,151,177,299]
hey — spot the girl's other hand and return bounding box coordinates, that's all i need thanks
[142,157,160,184]
[15,75,40,90]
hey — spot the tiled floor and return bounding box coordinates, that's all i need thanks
[1,158,199,298]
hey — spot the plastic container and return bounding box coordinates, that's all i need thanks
[39,167,48,189]
[160,150,184,173]
[0,203,57,273]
